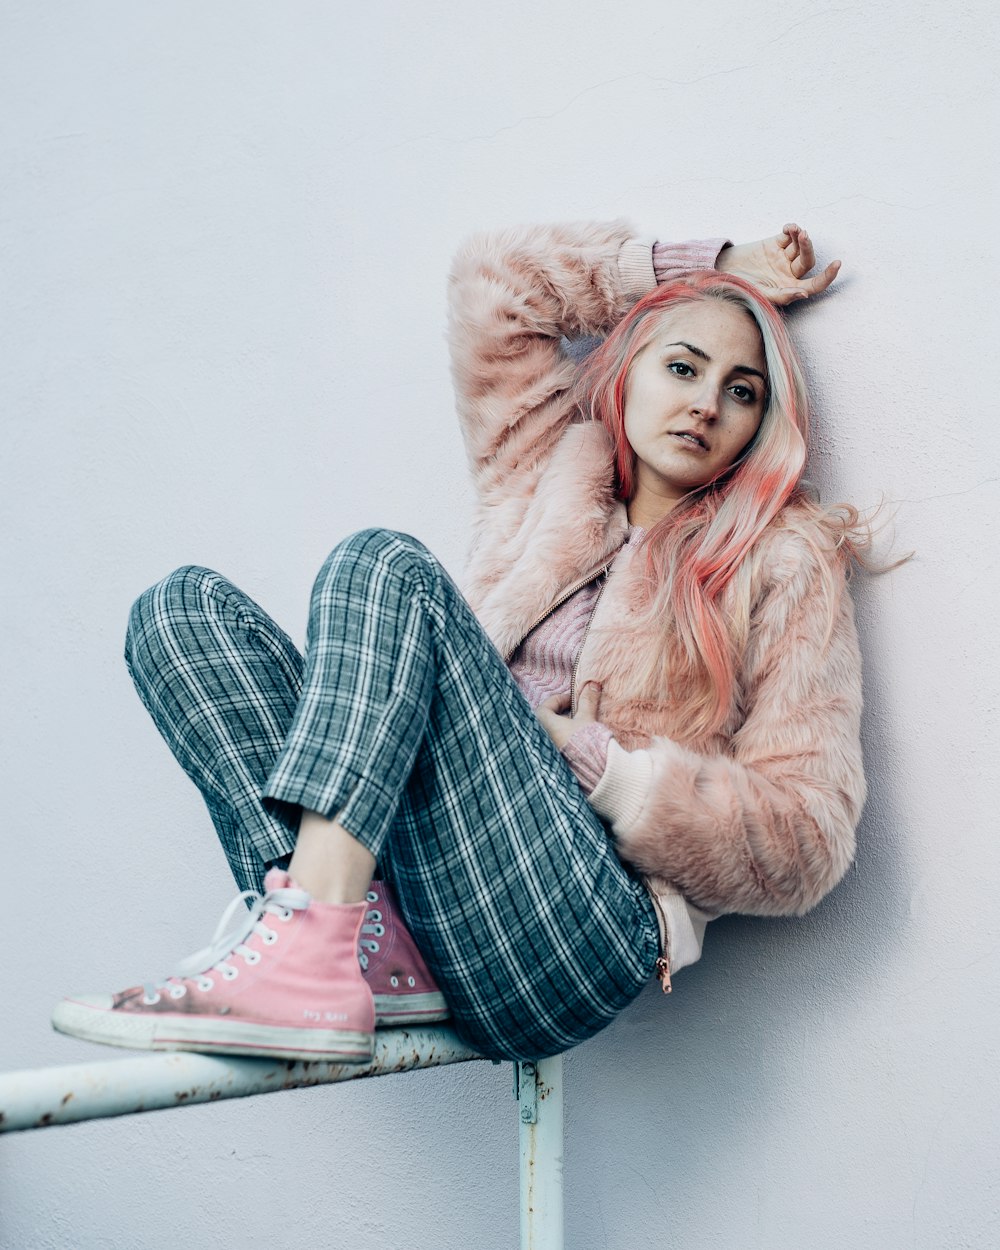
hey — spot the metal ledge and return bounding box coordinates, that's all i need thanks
[0,1026,483,1133]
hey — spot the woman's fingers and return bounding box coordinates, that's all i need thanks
[535,684,602,750]
[777,223,820,282]
[576,681,602,720]
[535,692,569,745]
[771,259,842,305]
[799,258,842,296]
[780,223,802,268]
[793,229,814,278]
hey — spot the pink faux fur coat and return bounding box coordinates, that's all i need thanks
[448,220,866,926]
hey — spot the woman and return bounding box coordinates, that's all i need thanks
[53,219,863,1062]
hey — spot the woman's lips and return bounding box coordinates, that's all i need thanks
[671,431,709,452]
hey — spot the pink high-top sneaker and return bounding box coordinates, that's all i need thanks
[360,881,449,1026]
[52,870,375,1063]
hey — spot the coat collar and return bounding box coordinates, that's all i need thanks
[464,422,629,658]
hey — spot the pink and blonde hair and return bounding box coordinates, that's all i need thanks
[577,271,870,738]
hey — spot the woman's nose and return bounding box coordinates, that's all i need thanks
[689,384,720,419]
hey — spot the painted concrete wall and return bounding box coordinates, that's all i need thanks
[2,2,996,1247]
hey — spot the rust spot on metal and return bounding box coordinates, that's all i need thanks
[209,1090,222,1100]
[61,1093,74,1106]
[0,1112,6,1126]
[38,1113,54,1126]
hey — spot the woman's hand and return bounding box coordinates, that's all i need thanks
[717,224,841,305]
[535,683,603,751]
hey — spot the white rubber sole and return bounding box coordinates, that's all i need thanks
[373,990,449,1025]
[52,999,375,1064]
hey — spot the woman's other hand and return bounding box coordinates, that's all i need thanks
[536,683,603,751]
[717,224,841,304]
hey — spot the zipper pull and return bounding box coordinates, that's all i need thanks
[655,956,672,994]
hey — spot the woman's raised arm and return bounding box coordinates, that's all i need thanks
[447,221,838,496]
[447,221,722,492]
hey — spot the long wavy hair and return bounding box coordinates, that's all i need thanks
[576,271,871,738]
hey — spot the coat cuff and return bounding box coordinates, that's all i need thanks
[617,239,658,300]
[587,739,654,829]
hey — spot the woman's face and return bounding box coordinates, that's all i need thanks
[623,299,767,517]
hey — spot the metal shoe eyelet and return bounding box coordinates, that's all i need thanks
[366,891,378,903]
[221,965,239,981]
[196,977,214,991]
[142,992,161,1006]
[168,984,188,999]
[262,930,278,945]
[243,950,261,965]
[278,908,293,922]
[407,976,415,987]
[390,975,399,988]
[367,910,383,924]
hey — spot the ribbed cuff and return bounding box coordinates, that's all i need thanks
[652,238,732,283]
[561,722,614,795]
[617,239,657,300]
[587,739,654,829]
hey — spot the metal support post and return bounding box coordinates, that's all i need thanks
[516,1054,564,1250]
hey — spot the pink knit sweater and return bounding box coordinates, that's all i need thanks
[508,528,647,792]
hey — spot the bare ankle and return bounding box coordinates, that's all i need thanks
[288,810,376,904]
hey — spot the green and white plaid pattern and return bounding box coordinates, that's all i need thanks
[125,529,658,1059]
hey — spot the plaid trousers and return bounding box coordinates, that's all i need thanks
[124,528,659,1059]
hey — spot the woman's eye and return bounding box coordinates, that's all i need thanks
[668,361,694,377]
[730,384,756,403]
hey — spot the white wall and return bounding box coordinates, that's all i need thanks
[2,3,997,1247]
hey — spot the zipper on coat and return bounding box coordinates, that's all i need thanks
[502,560,613,663]
[647,889,673,994]
[569,569,611,715]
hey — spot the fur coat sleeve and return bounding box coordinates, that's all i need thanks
[591,525,867,918]
[446,220,650,494]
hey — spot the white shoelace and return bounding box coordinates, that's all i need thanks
[141,882,311,1003]
[357,889,384,972]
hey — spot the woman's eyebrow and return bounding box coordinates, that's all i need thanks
[664,341,767,383]
[665,340,710,361]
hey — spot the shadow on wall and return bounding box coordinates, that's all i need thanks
[563,562,913,1236]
